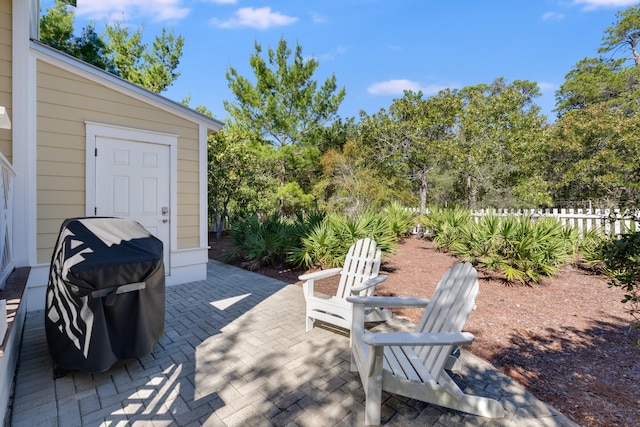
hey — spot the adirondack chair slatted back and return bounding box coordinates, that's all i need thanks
[336,238,381,299]
[414,262,479,377]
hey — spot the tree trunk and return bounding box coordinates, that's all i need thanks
[419,171,428,214]
[278,157,286,214]
[633,37,640,67]
[216,199,230,239]
[466,173,472,207]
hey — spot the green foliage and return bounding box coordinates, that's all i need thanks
[225,38,346,148]
[454,78,548,208]
[288,222,342,269]
[140,28,185,93]
[208,124,258,237]
[601,232,640,301]
[449,214,573,284]
[555,5,640,116]
[224,37,346,214]
[554,57,640,116]
[73,23,110,69]
[383,203,419,238]
[39,0,75,52]
[314,139,414,214]
[276,182,315,215]
[288,209,398,269]
[423,207,586,284]
[40,2,184,93]
[577,228,609,268]
[359,90,461,212]
[599,232,640,340]
[422,206,472,251]
[102,20,145,83]
[550,6,640,206]
[547,105,640,207]
[599,5,640,66]
[225,213,299,270]
[327,210,396,252]
[103,22,184,93]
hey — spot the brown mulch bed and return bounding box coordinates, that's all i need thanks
[208,233,640,427]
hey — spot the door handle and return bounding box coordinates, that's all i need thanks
[162,219,168,224]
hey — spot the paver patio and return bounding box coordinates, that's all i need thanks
[9,260,578,426]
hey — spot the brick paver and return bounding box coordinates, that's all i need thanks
[9,261,579,426]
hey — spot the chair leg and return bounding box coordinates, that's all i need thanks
[364,377,382,425]
[305,315,314,332]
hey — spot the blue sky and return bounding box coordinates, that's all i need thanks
[41,0,639,123]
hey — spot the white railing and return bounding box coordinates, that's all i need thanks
[0,153,15,290]
[411,207,640,238]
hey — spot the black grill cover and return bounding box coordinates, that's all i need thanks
[45,217,165,376]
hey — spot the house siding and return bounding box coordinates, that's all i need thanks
[0,0,12,158]
[36,60,202,263]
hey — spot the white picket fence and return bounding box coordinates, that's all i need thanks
[412,207,640,237]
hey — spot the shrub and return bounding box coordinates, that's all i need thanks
[288,222,342,268]
[422,206,472,251]
[383,202,419,238]
[575,228,608,268]
[226,205,412,270]
[225,212,299,270]
[449,213,572,284]
[289,209,398,269]
[599,232,640,338]
[330,210,397,253]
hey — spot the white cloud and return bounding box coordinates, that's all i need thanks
[207,0,238,4]
[537,81,557,92]
[573,0,638,10]
[542,11,565,21]
[74,0,190,22]
[367,79,449,96]
[210,7,297,29]
[311,12,328,24]
[312,45,348,62]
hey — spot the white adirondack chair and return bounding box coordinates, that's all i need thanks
[299,238,392,333]
[347,262,505,425]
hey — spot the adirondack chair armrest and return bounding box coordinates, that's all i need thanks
[349,275,388,293]
[298,267,343,282]
[347,296,431,308]
[360,331,475,347]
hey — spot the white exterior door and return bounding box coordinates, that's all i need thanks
[94,137,171,271]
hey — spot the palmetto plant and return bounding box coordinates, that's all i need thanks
[225,212,299,270]
[226,205,431,270]
[384,202,419,238]
[288,222,342,268]
[289,210,398,269]
[423,205,472,251]
[329,210,396,252]
[450,213,573,284]
[576,228,607,268]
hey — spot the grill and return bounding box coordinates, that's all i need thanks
[45,217,165,377]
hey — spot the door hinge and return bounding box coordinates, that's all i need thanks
[94,207,97,215]
[95,148,98,157]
